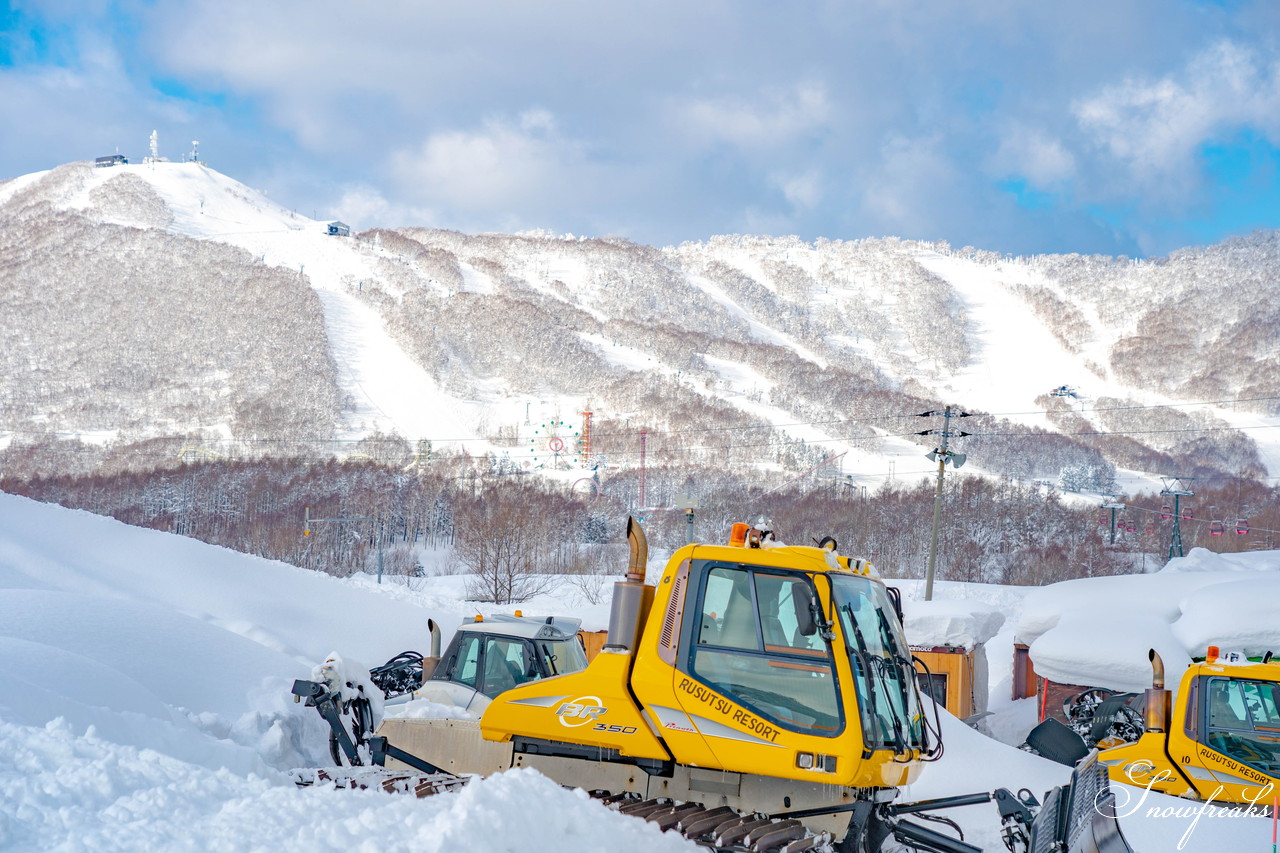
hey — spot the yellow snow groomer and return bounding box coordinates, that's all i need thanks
[1098,647,1280,806]
[301,518,1132,852]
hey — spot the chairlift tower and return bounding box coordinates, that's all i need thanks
[1099,497,1125,545]
[1161,477,1195,560]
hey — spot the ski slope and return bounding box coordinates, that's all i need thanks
[10,160,1280,484]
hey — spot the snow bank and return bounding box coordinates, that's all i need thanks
[903,598,1005,648]
[0,719,691,853]
[1016,548,1280,692]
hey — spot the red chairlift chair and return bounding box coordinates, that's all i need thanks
[1160,505,1172,520]
[1236,518,1250,535]
[1181,507,1194,521]
[1210,520,1225,537]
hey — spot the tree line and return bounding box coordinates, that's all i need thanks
[6,457,1276,601]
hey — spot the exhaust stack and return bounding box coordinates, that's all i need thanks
[1143,648,1171,733]
[421,619,443,684]
[606,517,648,651]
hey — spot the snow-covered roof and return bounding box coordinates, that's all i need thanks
[904,598,1005,648]
[458,613,582,641]
[1016,547,1280,693]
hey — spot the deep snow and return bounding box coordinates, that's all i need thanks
[0,492,1273,851]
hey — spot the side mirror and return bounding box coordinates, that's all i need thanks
[792,583,818,637]
[886,586,904,624]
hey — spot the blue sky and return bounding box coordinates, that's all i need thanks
[2,1,1279,258]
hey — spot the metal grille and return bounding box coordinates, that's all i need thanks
[1062,751,1109,849]
[657,561,689,665]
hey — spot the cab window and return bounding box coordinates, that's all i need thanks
[482,636,533,695]
[689,564,840,736]
[1204,677,1280,776]
[451,634,480,688]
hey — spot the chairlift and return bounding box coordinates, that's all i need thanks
[1210,520,1225,537]
[1124,519,1136,534]
[1236,518,1250,535]
[1181,507,1194,521]
[1097,512,1108,527]
[1145,522,1155,535]
[1160,505,1172,520]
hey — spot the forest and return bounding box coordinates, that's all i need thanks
[5,454,1276,602]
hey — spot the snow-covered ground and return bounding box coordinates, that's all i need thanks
[1,491,1274,851]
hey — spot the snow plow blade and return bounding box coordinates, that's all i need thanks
[1029,750,1134,853]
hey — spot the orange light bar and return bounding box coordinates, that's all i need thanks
[1206,645,1219,663]
[729,522,750,547]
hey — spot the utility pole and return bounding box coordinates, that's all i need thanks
[675,493,700,545]
[1100,497,1125,545]
[916,406,971,601]
[304,506,385,583]
[1161,477,1195,561]
[638,429,648,522]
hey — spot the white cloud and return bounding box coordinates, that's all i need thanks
[859,134,958,233]
[389,112,573,211]
[991,125,1075,188]
[673,82,830,151]
[1073,40,1280,185]
[329,183,438,231]
[771,170,822,211]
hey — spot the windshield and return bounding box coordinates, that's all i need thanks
[830,574,926,753]
[538,637,588,676]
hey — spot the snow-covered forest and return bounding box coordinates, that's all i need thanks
[6,457,1278,595]
[2,162,1278,488]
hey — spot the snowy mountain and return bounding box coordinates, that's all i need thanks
[2,160,1278,489]
[2,490,1272,852]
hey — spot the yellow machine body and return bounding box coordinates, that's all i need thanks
[479,538,928,792]
[1100,655,1280,806]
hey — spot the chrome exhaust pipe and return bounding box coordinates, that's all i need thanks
[421,618,443,684]
[1144,648,1171,732]
[625,516,648,583]
[607,517,648,651]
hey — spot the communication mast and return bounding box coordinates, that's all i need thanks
[580,411,593,465]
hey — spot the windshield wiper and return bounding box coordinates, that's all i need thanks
[845,606,906,754]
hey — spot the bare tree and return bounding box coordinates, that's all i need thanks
[454,485,561,603]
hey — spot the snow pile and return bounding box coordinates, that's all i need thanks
[903,598,1005,648]
[0,719,690,853]
[1016,547,1280,692]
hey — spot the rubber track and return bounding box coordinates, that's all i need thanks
[591,792,829,853]
[291,769,830,851]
